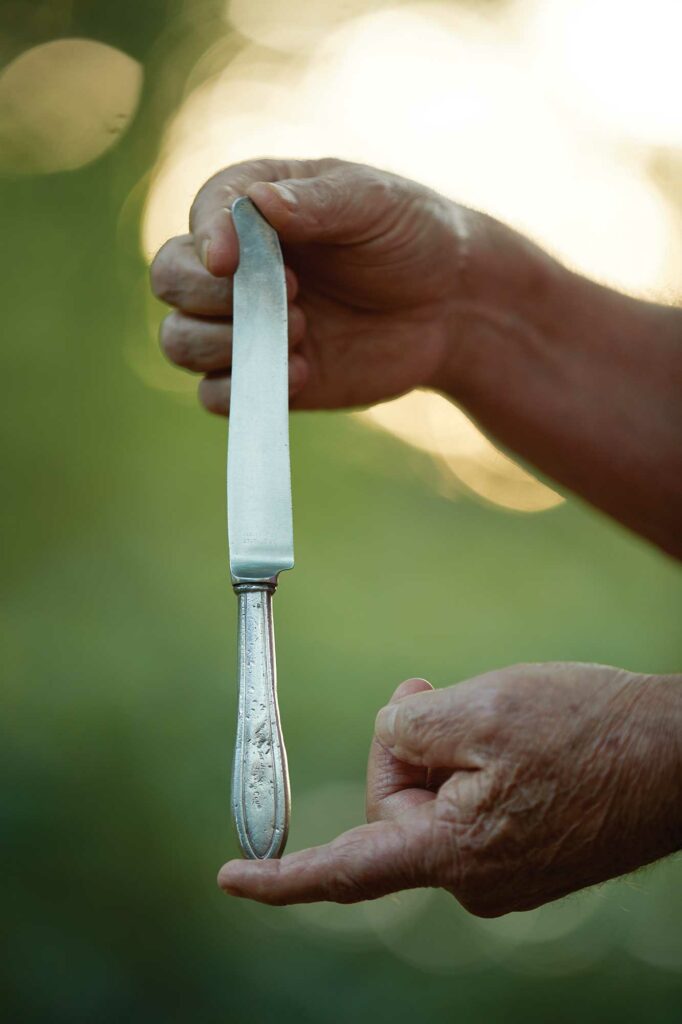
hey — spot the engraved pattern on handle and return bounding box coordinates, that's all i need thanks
[232,583,290,859]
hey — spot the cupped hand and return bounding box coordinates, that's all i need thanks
[217,664,681,916]
[150,157,473,413]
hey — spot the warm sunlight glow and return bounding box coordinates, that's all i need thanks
[0,39,142,175]
[298,5,680,298]
[226,0,368,52]
[358,392,564,512]
[528,0,682,148]
[141,0,680,513]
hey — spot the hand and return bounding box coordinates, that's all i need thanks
[149,156,682,557]
[217,665,681,915]
[150,157,497,413]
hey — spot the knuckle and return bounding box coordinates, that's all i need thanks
[150,240,181,304]
[159,312,191,366]
[325,838,370,904]
[191,160,280,227]
[198,378,227,416]
[435,773,521,919]
[484,664,545,719]
[327,867,368,905]
[393,702,429,754]
[188,195,203,233]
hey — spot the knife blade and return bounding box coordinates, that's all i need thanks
[228,196,293,860]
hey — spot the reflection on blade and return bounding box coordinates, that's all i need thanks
[228,197,294,582]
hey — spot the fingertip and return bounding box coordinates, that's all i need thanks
[375,704,398,748]
[390,678,433,702]
[247,181,297,227]
[198,374,229,416]
[217,861,246,895]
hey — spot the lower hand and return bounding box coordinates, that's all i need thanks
[217,664,681,914]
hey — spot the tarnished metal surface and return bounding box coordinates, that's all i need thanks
[228,196,294,583]
[232,583,289,860]
[228,198,293,859]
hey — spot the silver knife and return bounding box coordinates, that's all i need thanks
[228,196,293,860]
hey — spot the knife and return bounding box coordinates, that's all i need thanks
[228,196,293,860]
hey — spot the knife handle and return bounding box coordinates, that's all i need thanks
[232,581,290,859]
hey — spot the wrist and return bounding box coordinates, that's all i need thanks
[436,204,570,403]
[432,201,682,557]
[631,673,682,855]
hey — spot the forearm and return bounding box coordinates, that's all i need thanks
[628,674,682,863]
[444,210,682,558]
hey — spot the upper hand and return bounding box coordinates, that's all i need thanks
[149,157,475,414]
[217,664,681,915]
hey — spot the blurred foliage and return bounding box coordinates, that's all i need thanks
[1,2,681,1022]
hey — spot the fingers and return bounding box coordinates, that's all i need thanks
[151,234,299,316]
[160,305,306,374]
[189,178,241,277]
[188,158,343,274]
[189,164,280,275]
[374,677,492,770]
[199,352,309,415]
[366,678,436,824]
[151,234,233,315]
[159,313,233,373]
[217,803,438,906]
[246,164,390,246]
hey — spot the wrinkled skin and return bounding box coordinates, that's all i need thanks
[150,157,682,913]
[216,665,681,913]
[150,157,500,413]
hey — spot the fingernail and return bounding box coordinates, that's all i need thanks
[201,238,212,270]
[250,181,298,212]
[375,704,398,746]
[270,183,298,210]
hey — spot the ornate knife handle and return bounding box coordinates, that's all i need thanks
[232,581,290,859]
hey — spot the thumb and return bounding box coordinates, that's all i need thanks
[218,803,438,905]
[246,168,384,245]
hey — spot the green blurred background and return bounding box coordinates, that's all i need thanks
[2,1,681,1021]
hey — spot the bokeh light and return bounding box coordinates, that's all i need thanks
[473,894,605,976]
[0,39,143,175]
[298,4,681,298]
[618,866,682,972]
[4,0,682,1013]
[528,0,682,148]
[369,886,489,973]
[141,0,681,515]
[358,391,563,512]
[225,0,370,52]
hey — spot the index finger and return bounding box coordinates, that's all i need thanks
[373,672,503,769]
[189,160,288,275]
[366,678,435,823]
